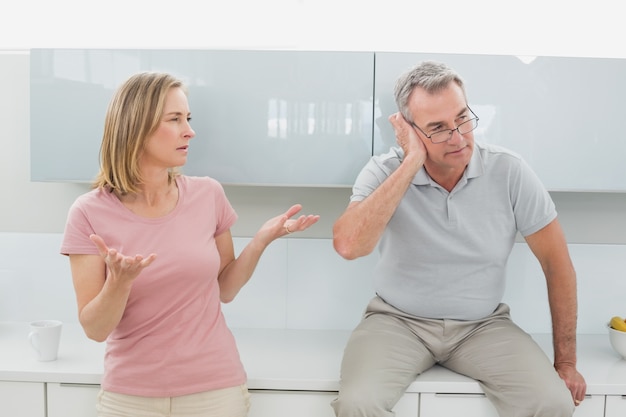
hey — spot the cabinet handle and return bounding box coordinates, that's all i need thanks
[434,393,594,399]
[58,383,100,389]
[434,393,487,398]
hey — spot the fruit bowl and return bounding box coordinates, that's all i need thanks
[608,325,626,359]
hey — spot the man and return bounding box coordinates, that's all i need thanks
[331,61,586,417]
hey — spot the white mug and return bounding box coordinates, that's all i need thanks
[28,320,63,361]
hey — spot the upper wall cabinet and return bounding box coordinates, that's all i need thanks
[31,49,626,191]
[30,49,374,186]
[374,52,626,192]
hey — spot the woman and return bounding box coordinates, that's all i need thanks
[60,72,319,416]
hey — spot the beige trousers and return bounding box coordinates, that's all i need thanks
[331,296,574,417]
[96,384,250,417]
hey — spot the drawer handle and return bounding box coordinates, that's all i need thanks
[434,393,594,399]
[59,383,100,389]
[434,393,487,398]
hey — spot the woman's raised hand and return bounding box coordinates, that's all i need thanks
[89,234,157,284]
[257,204,320,244]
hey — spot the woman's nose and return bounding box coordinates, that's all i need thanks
[184,123,195,139]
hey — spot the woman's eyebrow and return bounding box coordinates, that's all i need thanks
[163,111,190,117]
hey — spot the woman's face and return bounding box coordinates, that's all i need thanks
[142,87,195,171]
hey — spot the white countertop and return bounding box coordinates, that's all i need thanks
[2,322,625,395]
[0,322,104,385]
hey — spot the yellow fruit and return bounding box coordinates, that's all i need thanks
[610,316,626,332]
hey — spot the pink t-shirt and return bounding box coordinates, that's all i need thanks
[60,175,246,397]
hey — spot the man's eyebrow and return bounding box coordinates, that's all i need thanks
[424,107,469,129]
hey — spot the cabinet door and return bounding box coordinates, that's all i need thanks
[47,382,100,417]
[421,393,604,417]
[374,52,626,192]
[393,392,419,417]
[31,49,375,187]
[573,395,605,417]
[249,390,418,417]
[606,395,626,417]
[0,381,45,417]
[249,390,336,417]
[420,393,498,417]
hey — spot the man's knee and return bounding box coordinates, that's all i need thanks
[493,382,575,417]
[530,386,575,417]
[331,385,396,417]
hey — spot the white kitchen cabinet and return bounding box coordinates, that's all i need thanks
[421,392,604,417]
[46,382,100,417]
[30,49,374,187]
[249,390,336,417]
[0,381,45,417]
[374,52,626,192]
[573,395,605,417]
[420,393,498,417]
[393,392,419,416]
[605,395,626,417]
[248,390,418,417]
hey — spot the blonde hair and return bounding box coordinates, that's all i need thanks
[93,72,186,194]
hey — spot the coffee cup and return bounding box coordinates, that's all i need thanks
[28,320,63,361]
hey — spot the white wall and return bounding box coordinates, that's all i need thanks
[3,1,626,59]
[1,1,625,334]
[3,231,625,335]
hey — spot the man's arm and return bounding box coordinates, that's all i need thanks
[525,218,587,405]
[333,113,426,260]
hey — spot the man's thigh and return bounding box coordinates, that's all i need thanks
[334,298,437,413]
[442,306,573,416]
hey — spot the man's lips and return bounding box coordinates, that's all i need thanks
[447,146,466,155]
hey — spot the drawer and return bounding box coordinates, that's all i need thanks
[47,382,100,417]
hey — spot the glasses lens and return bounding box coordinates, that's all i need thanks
[428,117,478,144]
[458,118,478,135]
[430,131,452,144]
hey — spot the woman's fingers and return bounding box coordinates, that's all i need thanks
[285,214,320,233]
[89,233,156,274]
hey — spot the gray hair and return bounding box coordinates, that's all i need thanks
[393,61,466,123]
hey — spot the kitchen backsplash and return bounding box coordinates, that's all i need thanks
[0,232,624,334]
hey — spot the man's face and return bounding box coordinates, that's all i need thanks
[407,82,474,181]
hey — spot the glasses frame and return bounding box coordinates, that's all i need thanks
[411,106,479,144]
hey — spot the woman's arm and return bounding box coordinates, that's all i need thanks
[69,234,156,342]
[217,204,319,303]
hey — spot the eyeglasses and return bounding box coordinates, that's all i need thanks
[411,107,479,144]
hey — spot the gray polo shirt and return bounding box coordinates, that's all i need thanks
[351,142,556,320]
